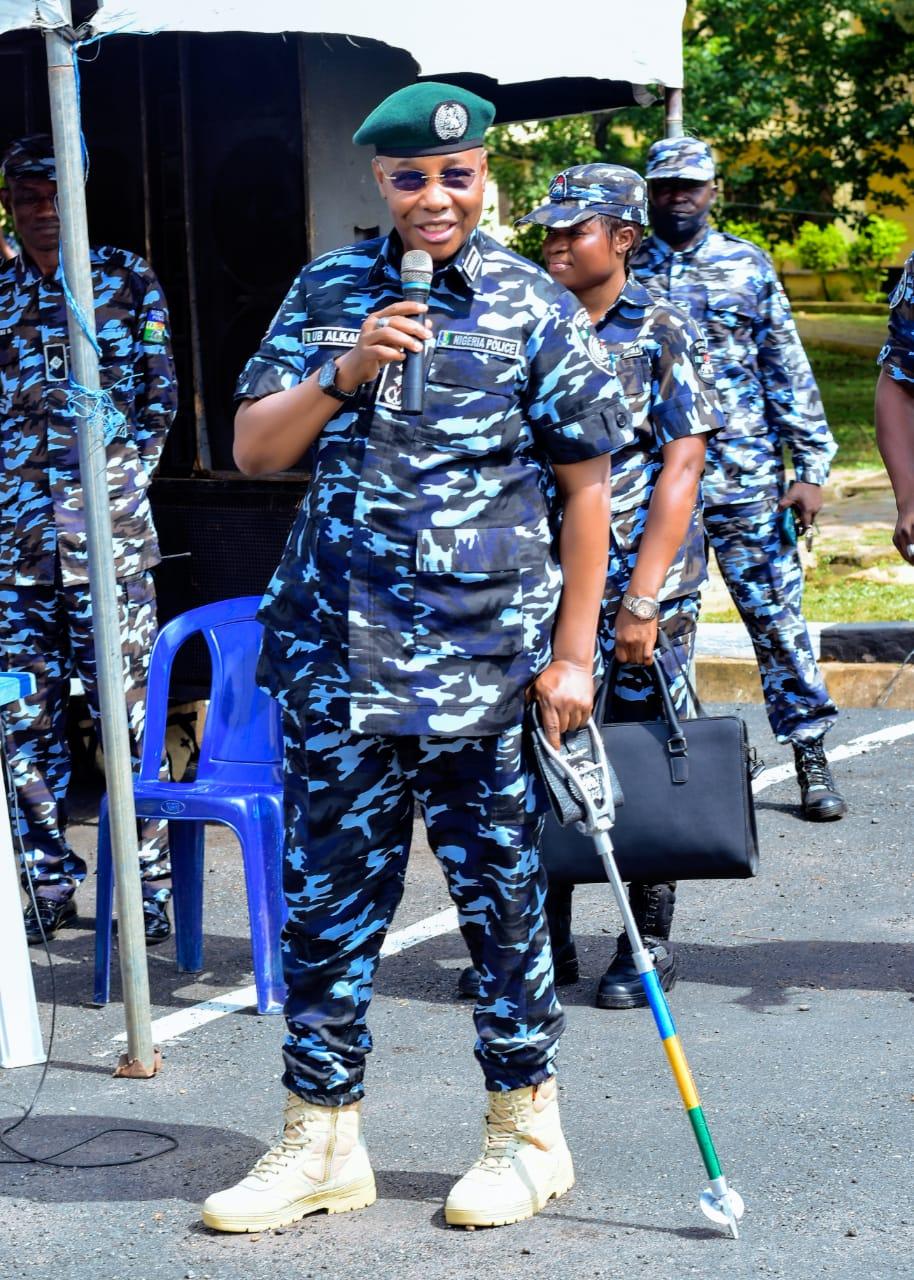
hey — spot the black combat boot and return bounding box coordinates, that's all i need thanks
[457,881,579,999]
[596,881,677,1010]
[793,739,847,821]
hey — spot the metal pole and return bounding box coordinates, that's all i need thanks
[44,9,158,1076]
[664,86,684,138]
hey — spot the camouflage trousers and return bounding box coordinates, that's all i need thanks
[280,709,564,1105]
[705,500,838,744]
[0,571,170,903]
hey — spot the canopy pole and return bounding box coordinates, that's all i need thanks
[664,87,684,137]
[44,7,158,1077]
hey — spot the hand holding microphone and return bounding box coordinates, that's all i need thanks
[400,250,433,414]
[334,251,433,402]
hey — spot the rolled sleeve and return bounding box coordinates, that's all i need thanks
[877,255,914,386]
[649,307,724,449]
[235,270,312,403]
[523,292,630,464]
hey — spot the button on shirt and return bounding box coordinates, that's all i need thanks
[0,246,177,585]
[632,227,836,508]
[878,252,914,385]
[237,229,630,737]
[596,275,723,602]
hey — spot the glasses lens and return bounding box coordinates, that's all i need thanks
[440,168,476,189]
[388,171,427,192]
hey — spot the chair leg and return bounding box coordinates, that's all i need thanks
[93,796,115,1006]
[240,797,287,1014]
[170,821,205,974]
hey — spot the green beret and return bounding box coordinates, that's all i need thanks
[353,82,495,157]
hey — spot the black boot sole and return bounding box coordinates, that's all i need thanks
[595,954,678,1010]
[802,800,847,822]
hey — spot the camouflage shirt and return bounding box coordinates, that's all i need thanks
[632,227,837,507]
[877,251,914,385]
[0,246,177,586]
[595,274,721,604]
[238,228,630,737]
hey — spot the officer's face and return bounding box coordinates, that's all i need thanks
[2,176,60,258]
[543,217,622,294]
[372,148,488,263]
[648,178,716,217]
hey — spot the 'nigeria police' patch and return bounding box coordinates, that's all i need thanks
[142,309,167,344]
[431,100,469,143]
[550,173,568,202]
[571,308,610,372]
[437,330,522,361]
[694,339,716,385]
[301,327,361,347]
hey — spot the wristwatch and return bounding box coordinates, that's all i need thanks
[317,356,359,403]
[621,592,660,621]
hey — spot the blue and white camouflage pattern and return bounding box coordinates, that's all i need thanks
[877,251,914,385]
[0,245,177,584]
[279,709,562,1103]
[596,274,722,603]
[239,227,629,738]
[645,136,716,183]
[632,226,837,508]
[517,164,648,229]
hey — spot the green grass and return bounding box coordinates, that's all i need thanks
[806,343,880,469]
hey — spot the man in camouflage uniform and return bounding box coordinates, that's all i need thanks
[0,134,177,942]
[203,83,629,1235]
[460,165,723,1011]
[875,250,914,563]
[632,136,846,821]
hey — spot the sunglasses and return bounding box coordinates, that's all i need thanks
[379,166,479,193]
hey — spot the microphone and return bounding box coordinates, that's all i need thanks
[400,249,433,415]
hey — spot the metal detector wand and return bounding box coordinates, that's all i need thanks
[534,715,745,1239]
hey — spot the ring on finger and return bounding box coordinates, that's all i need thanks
[375,317,390,329]
[906,543,914,558]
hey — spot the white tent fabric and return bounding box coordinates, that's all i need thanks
[0,1,685,87]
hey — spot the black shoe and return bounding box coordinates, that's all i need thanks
[793,740,847,821]
[595,940,677,1010]
[142,899,171,945]
[23,896,77,945]
[457,965,481,999]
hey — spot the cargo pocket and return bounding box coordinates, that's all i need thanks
[418,348,518,455]
[413,526,525,658]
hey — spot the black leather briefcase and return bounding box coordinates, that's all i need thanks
[539,657,761,884]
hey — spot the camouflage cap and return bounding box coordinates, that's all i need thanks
[516,164,648,229]
[0,133,56,183]
[353,82,495,157]
[645,136,715,182]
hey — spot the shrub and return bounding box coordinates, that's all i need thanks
[793,222,847,300]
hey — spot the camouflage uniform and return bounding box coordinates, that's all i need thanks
[632,225,839,745]
[239,226,629,1100]
[0,243,177,901]
[878,251,914,385]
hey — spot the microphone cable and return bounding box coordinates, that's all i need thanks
[0,716,177,1169]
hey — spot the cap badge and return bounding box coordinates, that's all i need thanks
[549,173,568,201]
[432,101,469,142]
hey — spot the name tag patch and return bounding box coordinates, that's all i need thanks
[437,330,521,361]
[301,327,361,347]
[43,341,69,382]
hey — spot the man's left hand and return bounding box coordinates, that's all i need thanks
[778,481,823,532]
[529,659,594,750]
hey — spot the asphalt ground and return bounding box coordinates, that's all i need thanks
[1,703,912,1280]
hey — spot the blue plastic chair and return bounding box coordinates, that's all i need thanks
[94,597,287,1014]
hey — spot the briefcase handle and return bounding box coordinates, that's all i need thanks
[600,656,690,783]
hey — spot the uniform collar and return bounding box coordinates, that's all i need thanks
[368,227,485,294]
[10,250,61,285]
[593,272,652,330]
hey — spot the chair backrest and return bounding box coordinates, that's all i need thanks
[139,596,283,789]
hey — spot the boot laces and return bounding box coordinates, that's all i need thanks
[478,1096,546,1169]
[797,742,833,791]
[248,1109,319,1181]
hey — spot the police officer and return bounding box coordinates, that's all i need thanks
[202,83,630,1234]
[875,250,914,563]
[0,135,177,942]
[459,165,723,1011]
[632,137,846,821]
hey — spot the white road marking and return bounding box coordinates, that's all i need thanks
[114,720,914,1044]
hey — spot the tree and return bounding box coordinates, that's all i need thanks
[848,215,908,299]
[793,222,847,300]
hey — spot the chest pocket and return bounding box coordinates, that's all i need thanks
[418,346,520,456]
[703,294,758,371]
[413,525,525,658]
[615,348,652,429]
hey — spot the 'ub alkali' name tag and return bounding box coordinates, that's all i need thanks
[301,327,361,347]
[437,330,522,361]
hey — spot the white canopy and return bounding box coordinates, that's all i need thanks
[0,1,685,87]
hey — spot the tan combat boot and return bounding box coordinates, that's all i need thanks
[201,1091,376,1233]
[444,1076,574,1228]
